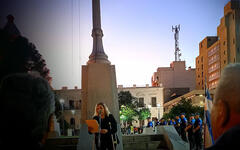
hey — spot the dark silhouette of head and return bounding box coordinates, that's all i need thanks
[211,63,240,141]
[0,73,55,149]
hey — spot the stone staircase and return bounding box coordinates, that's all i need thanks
[122,134,169,150]
[45,134,169,150]
[45,137,78,150]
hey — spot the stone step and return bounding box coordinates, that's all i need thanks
[45,134,170,150]
[56,145,77,150]
[122,134,169,150]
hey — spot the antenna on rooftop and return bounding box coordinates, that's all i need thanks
[172,24,181,61]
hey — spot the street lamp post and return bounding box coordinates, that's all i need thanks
[60,99,65,136]
[71,110,76,136]
[157,104,161,119]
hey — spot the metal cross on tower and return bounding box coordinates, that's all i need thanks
[172,24,181,61]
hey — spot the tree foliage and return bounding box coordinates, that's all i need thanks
[0,28,51,83]
[118,91,152,126]
[120,105,138,123]
[163,97,204,119]
[118,91,139,123]
[0,20,58,118]
[118,91,138,109]
[137,107,151,127]
[138,108,151,121]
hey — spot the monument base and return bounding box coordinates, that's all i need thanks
[81,63,123,150]
[156,126,189,150]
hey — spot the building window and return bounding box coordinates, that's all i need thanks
[202,72,203,77]
[138,98,144,107]
[79,99,81,108]
[198,60,199,64]
[224,60,226,64]
[201,57,203,62]
[233,38,235,44]
[224,50,225,55]
[234,58,235,62]
[198,82,200,85]
[223,41,225,46]
[69,100,74,109]
[201,64,203,69]
[70,118,75,125]
[151,97,157,107]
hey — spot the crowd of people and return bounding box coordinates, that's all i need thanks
[145,113,203,150]
[121,123,143,135]
[121,112,203,149]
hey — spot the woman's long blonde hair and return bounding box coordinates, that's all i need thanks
[93,102,111,117]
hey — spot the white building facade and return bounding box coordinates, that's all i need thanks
[54,86,81,135]
[118,85,164,126]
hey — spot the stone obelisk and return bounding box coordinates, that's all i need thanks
[80,0,123,149]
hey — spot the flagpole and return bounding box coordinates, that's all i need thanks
[203,76,207,149]
[204,76,215,148]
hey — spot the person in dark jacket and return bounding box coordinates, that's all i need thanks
[167,118,173,125]
[172,119,176,126]
[193,113,202,150]
[155,119,160,126]
[180,113,188,142]
[160,118,167,125]
[175,115,181,135]
[206,64,240,150]
[185,114,195,150]
[88,102,118,150]
[147,118,153,127]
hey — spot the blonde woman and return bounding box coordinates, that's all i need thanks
[88,102,118,150]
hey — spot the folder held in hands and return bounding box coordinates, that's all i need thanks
[86,119,99,133]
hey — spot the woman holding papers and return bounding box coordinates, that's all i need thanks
[88,102,118,150]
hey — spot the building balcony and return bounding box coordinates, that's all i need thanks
[208,55,219,65]
[209,72,220,82]
[208,63,220,73]
[209,83,217,90]
[208,45,220,57]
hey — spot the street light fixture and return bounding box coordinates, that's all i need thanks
[71,110,75,115]
[59,99,65,136]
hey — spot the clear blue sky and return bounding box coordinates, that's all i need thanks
[0,0,229,89]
